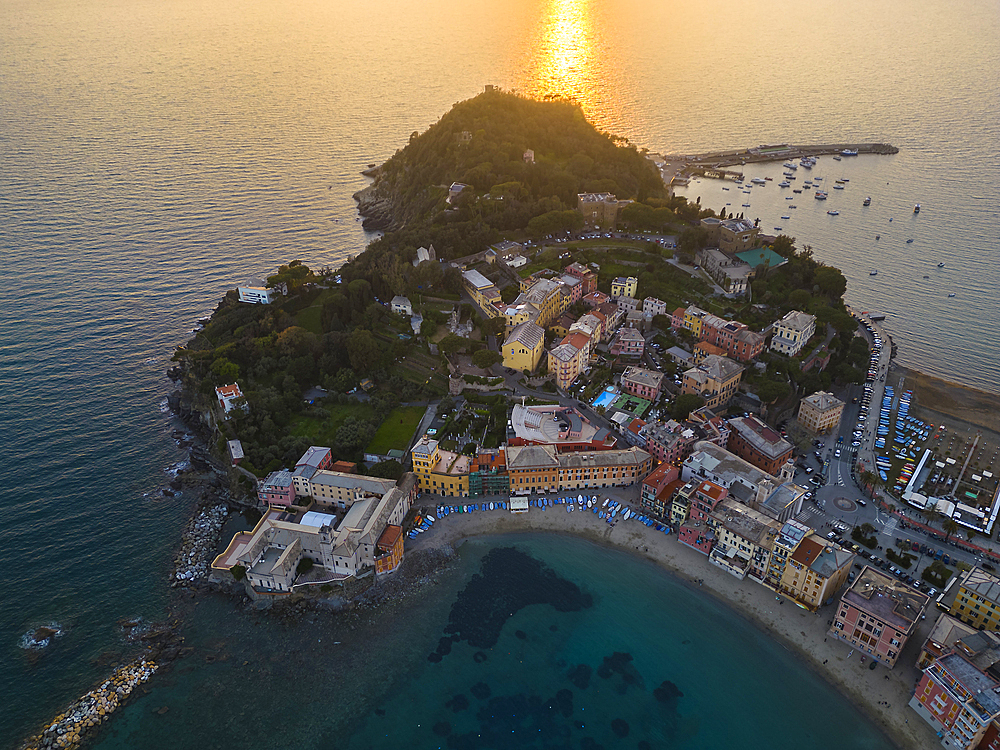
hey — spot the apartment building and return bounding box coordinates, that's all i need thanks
[681,354,743,410]
[830,566,928,666]
[798,391,846,434]
[611,276,638,299]
[411,437,471,497]
[778,535,854,611]
[950,567,1000,632]
[910,652,1000,750]
[610,327,645,360]
[505,444,652,492]
[770,310,817,357]
[727,415,795,475]
[621,366,665,401]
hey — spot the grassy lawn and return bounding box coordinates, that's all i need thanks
[366,405,427,455]
[290,402,375,446]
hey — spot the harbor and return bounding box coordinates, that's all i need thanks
[658,142,898,188]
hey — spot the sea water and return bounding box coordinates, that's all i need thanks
[2,0,997,745]
[90,535,893,750]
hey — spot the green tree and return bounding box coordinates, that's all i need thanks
[756,379,791,405]
[943,518,960,543]
[814,266,847,299]
[472,349,503,369]
[439,334,467,355]
[347,329,382,373]
[480,316,507,337]
[671,393,705,420]
[210,357,240,385]
[771,235,796,258]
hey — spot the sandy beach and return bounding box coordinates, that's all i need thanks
[901,366,1000,435]
[407,500,940,750]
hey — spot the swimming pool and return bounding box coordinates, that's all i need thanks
[591,387,618,408]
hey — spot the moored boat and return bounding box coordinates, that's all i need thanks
[863,196,871,206]
[827,210,839,215]
[914,203,921,214]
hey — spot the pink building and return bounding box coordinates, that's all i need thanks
[610,328,644,360]
[621,366,665,401]
[258,470,296,507]
[677,480,727,554]
[566,263,598,295]
[641,420,696,465]
[830,566,928,667]
[583,290,611,308]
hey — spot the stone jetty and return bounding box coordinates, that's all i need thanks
[21,660,158,750]
[173,502,229,583]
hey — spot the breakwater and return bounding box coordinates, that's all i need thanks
[20,660,158,750]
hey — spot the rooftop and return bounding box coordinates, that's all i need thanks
[730,415,793,459]
[844,566,929,630]
[509,403,608,447]
[614,328,645,343]
[776,309,817,332]
[684,440,774,490]
[961,567,1000,604]
[621,366,665,390]
[462,269,494,290]
[713,499,779,546]
[296,446,331,471]
[261,470,294,489]
[687,354,743,383]
[802,391,845,412]
[559,447,651,469]
[506,443,560,469]
[936,653,1000,716]
[505,321,545,350]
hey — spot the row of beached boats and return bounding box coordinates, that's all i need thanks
[411,495,674,536]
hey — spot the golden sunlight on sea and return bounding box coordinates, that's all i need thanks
[519,1,601,111]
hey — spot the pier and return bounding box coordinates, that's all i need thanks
[656,142,898,191]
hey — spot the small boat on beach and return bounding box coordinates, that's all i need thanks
[863,196,871,206]
[774,226,782,231]
[841,148,859,156]
[948,293,956,297]
[833,184,844,190]
[781,215,790,219]
[793,189,802,193]
[938,262,945,267]
[783,162,797,169]
[827,210,840,215]
[779,181,791,187]
[906,238,914,243]
[833,155,842,160]
[751,177,766,185]
[815,191,828,200]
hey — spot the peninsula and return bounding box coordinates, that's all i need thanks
[23,90,999,750]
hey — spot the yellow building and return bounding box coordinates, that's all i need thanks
[548,335,587,391]
[411,437,470,497]
[681,354,744,410]
[950,567,1000,631]
[798,391,846,434]
[461,269,503,317]
[777,534,854,610]
[682,306,708,338]
[503,322,545,373]
[611,276,638,299]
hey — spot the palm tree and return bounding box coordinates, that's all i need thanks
[943,518,960,543]
[858,469,876,498]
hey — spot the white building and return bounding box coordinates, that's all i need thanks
[238,280,276,304]
[215,383,245,414]
[391,296,412,316]
[770,310,817,356]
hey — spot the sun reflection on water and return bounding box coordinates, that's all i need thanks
[517,0,624,131]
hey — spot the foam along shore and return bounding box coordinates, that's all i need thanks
[21,660,158,750]
[407,499,938,750]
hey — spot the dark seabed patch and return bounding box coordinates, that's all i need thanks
[446,693,469,712]
[568,663,592,690]
[596,652,644,694]
[610,718,629,738]
[442,546,592,650]
[433,721,451,737]
[470,682,491,700]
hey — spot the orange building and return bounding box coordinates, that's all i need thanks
[374,525,404,573]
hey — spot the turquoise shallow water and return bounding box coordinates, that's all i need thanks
[2,0,997,745]
[90,535,894,750]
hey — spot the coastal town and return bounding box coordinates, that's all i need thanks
[22,91,1000,750]
[183,169,1000,750]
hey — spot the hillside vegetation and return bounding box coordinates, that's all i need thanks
[347,90,667,299]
